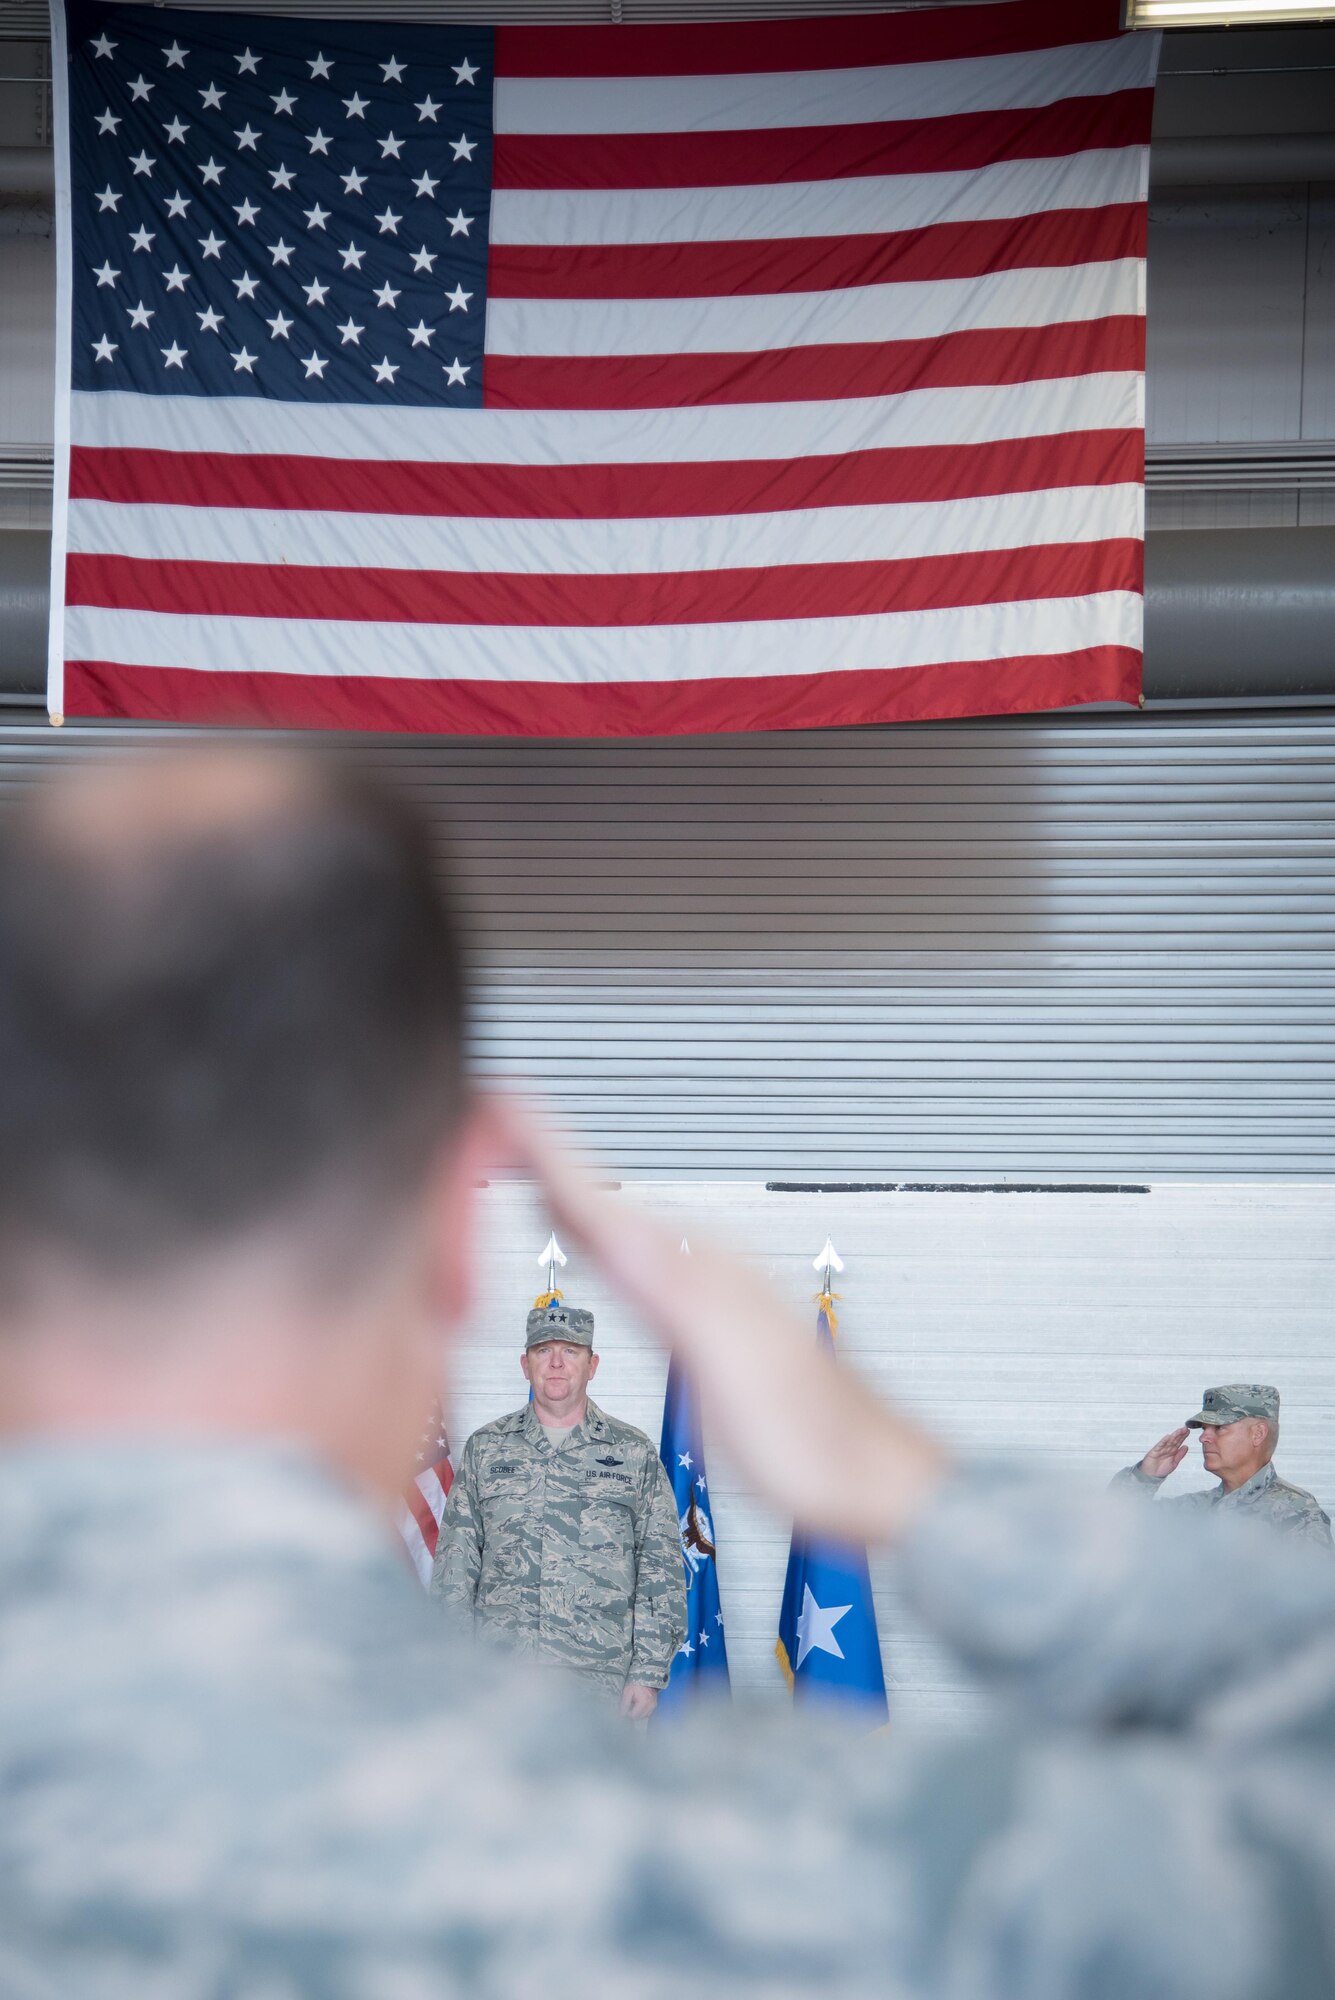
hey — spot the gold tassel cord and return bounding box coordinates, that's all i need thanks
[532,1288,565,1310]
[814,1289,840,1334]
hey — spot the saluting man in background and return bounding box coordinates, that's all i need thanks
[432,1297,687,1717]
[1114,1383,1333,1548]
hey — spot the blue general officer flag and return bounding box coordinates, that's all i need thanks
[657,1352,729,1712]
[776,1297,888,1723]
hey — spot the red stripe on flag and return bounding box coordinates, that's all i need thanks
[69,428,1144,520]
[405,1480,439,1559]
[489,205,1146,301]
[65,645,1142,737]
[496,3,1127,78]
[484,316,1145,411]
[491,91,1153,193]
[67,540,1143,628]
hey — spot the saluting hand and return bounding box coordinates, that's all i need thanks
[1138,1427,1189,1481]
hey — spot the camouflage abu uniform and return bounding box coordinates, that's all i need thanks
[432,1396,687,1697]
[8,1440,1335,1998]
[1112,1382,1333,1550]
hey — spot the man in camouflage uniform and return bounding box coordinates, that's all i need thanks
[432,1297,686,1715]
[4,744,1335,2000]
[1113,1383,1333,1547]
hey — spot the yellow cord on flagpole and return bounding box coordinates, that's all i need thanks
[814,1289,840,1333]
[532,1288,565,1310]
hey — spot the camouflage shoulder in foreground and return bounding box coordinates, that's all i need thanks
[431,1399,686,1694]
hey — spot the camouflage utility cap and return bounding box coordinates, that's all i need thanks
[1186,1384,1280,1429]
[525,1299,595,1350]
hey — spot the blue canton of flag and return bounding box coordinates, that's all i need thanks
[656,1352,729,1713]
[64,0,491,405]
[776,1299,888,1723]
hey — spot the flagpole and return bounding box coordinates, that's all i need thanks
[536,1230,567,1307]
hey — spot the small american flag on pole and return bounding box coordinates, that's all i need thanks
[398,1400,454,1588]
[49,0,1158,736]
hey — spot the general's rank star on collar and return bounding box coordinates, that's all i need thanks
[452,57,479,86]
[794,1585,852,1671]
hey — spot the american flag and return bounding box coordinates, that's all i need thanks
[398,1400,455,1588]
[50,1,1158,737]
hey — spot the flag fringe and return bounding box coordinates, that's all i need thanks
[774,1636,795,1693]
[814,1289,840,1333]
[532,1287,565,1309]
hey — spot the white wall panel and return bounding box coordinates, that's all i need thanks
[452,1178,1335,1727]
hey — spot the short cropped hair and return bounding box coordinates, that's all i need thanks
[0,748,468,1293]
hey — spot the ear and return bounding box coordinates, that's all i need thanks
[520,1351,532,1384]
[587,1351,600,1380]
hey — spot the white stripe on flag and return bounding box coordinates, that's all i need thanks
[69,372,1144,466]
[484,260,1141,360]
[493,36,1152,136]
[69,485,1143,577]
[64,591,1142,686]
[490,148,1146,248]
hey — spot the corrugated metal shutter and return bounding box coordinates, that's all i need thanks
[0,710,1330,1180]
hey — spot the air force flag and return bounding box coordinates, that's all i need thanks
[776,1298,888,1722]
[657,1351,730,1712]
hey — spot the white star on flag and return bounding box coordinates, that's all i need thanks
[794,1585,852,1671]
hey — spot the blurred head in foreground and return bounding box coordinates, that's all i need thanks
[0,743,476,1501]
